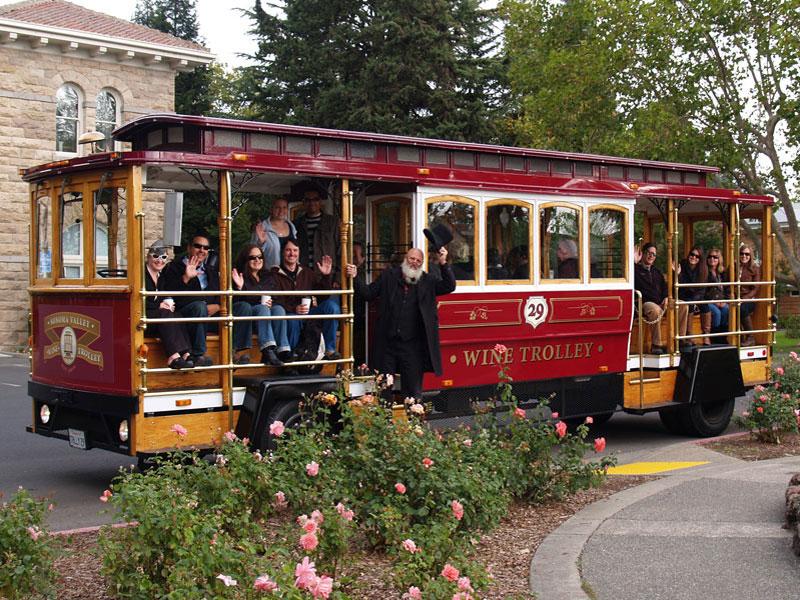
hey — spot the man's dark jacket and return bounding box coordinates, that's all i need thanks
[634,262,667,305]
[160,255,220,310]
[354,264,456,376]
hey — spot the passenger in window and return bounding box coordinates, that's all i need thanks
[487,248,509,279]
[345,246,455,400]
[634,243,668,355]
[556,239,579,278]
[251,197,297,268]
[509,245,529,279]
[704,248,729,341]
[144,240,193,369]
[295,187,340,272]
[160,232,220,367]
[738,244,760,346]
[231,244,288,366]
[271,238,341,360]
[677,247,707,348]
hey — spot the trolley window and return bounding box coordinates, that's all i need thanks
[485,201,532,282]
[427,196,477,284]
[36,191,53,279]
[540,203,581,281]
[589,206,627,280]
[93,186,128,279]
[60,191,84,279]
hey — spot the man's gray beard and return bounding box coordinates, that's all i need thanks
[401,261,423,284]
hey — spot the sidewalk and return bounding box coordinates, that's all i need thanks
[530,439,800,600]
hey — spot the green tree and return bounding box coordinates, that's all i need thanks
[241,0,508,142]
[503,0,800,283]
[133,0,215,116]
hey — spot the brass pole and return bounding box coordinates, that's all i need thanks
[764,204,775,355]
[732,203,740,347]
[340,179,353,363]
[218,171,234,432]
[666,198,674,355]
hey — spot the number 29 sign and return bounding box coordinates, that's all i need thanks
[524,296,548,330]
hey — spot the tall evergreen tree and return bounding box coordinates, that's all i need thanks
[241,0,507,142]
[133,0,214,116]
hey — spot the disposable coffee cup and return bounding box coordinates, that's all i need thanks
[163,297,175,311]
[301,297,311,308]
[260,295,271,305]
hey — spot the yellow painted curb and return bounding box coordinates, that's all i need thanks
[607,461,709,475]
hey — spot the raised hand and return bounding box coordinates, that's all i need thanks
[254,221,267,244]
[185,254,201,279]
[231,268,244,290]
[633,245,642,264]
[437,246,448,265]
[317,255,333,275]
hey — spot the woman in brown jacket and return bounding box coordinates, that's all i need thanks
[738,244,761,346]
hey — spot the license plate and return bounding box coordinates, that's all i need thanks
[68,428,87,450]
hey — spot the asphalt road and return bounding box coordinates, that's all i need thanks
[0,353,749,531]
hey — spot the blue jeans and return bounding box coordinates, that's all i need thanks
[178,300,209,355]
[233,302,290,352]
[708,303,729,332]
[740,301,755,319]
[286,297,340,353]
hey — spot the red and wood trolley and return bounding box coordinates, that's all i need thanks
[23,113,775,462]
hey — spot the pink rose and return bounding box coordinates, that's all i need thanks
[310,575,334,599]
[223,430,237,442]
[306,461,320,476]
[594,437,606,453]
[27,526,41,541]
[555,421,568,438]
[776,367,785,376]
[451,499,464,521]
[463,438,472,447]
[441,563,460,582]
[395,482,407,494]
[300,531,319,551]
[585,416,594,424]
[99,489,113,503]
[403,586,422,600]
[274,491,287,508]
[402,538,419,553]
[494,343,508,354]
[311,509,324,524]
[295,557,317,590]
[422,457,434,469]
[170,423,188,437]
[757,406,764,413]
[513,407,526,419]
[270,421,285,437]
[254,574,279,592]
[303,519,318,534]
[457,576,472,591]
[551,411,559,419]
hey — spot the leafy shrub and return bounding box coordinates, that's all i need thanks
[0,488,56,599]
[737,356,800,443]
[782,315,800,339]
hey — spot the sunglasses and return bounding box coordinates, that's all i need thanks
[708,255,720,260]
[248,255,264,262]
[150,253,168,260]
[193,243,211,251]
[740,252,751,256]
[688,252,700,258]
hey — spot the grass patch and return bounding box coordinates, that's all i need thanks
[774,329,800,354]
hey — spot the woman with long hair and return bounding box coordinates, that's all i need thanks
[678,246,708,348]
[738,243,761,345]
[704,248,729,341]
[231,243,289,366]
[251,197,297,268]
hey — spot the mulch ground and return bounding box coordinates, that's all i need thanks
[702,431,800,461]
[50,475,655,600]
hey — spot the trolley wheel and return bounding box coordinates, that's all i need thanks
[259,399,303,450]
[680,397,735,437]
[659,407,688,435]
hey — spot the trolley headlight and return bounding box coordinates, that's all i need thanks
[118,420,129,443]
[39,404,51,424]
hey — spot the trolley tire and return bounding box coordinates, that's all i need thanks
[659,407,688,435]
[680,397,735,437]
[259,399,302,450]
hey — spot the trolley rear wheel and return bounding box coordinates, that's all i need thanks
[259,399,302,450]
[680,397,735,437]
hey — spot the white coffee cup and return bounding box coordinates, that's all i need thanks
[260,295,271,306]
[300,297,311,308]
[163,297,175,311]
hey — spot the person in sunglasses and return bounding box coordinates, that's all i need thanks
[160,232,220,367]
[634,242,668,354]
[677,247,708,348]
[704,248,729,342]
[144,240,194,369]
[738,244,761,345]
[231,243,288,366]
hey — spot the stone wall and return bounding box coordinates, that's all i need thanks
[0,43,174,350]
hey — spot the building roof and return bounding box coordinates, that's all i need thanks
[0,0,207,53]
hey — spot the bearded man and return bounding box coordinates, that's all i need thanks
[346,246,455,399]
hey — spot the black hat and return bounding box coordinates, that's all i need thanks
[423,223,454,251]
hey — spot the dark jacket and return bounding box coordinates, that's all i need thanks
[270,264,333,313]
[236,272,277,306]
[678,260,705,302]
[160,255,220,310]
[144,268,163,318]
[634,262,667,305]
[705,270,727,302]
[354,264,456,376]
[295,212,339,270]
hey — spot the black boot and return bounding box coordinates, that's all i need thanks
[261,346,284,367]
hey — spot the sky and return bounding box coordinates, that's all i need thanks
[0,0,258,67]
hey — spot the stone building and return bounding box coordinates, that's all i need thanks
[0,0,214,350]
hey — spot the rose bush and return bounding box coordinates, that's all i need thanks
[98,365,615,599]
[736,356,800,443]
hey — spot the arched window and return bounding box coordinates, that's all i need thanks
[589,206,627,280]
[56,84,80,153]
[485,200,532,282]
[95,90,119,152]
[426,195,477,285]
[540,203,581,281]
